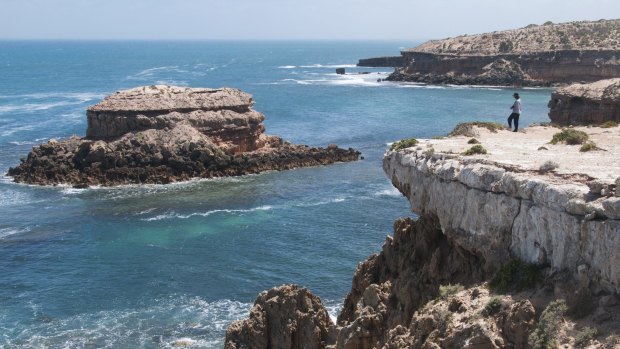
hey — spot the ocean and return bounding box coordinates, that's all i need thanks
[0,41,552,348]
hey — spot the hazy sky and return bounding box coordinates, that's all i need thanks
[1,0,619,41]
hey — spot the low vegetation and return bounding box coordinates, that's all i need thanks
[539,160,559,173]
[549,128,589,145]
[463,144,487,156]
[490,260,542,292]
[467,138,480,144]
[579,141,598,152]
[600,120,618,128]
[390,138,418,151]
[438,284,464,299]
[574,326,597,348]
[482,296,503,316]
[529,300,568,349]
[449,122,505,137]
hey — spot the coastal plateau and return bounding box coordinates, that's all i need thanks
[7,85,360,187]
[360,19,620,86]
[226,122,620,348]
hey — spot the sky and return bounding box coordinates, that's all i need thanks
[0,0,619,41]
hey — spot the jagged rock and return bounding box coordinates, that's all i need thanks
[384,19,620,86]
[224,284,334,349]
[7,86,360,186]
[548,78,620,125]
[336,216,487,348]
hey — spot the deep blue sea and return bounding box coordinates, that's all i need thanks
[0,41,552,348]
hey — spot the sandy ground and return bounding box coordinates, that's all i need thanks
[419,125,620,183]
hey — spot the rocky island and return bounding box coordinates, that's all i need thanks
[7,85,360,186]
[362,19,620,86]
[226,121,620,348]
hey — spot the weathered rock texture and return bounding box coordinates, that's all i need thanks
[225,285,335,349]
[383,19,620,85]
[357,56,404,68]
[549,78,620,125]
[227,124,620,348]
[7,85,360,186]
[383,143,620,294]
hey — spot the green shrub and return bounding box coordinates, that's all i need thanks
[463,144,488,156]
[579,141,598,152]
[390,138,418,151]
[529,300,568,349]
[574,326,597,348]
[601,120,618,128]
[499,40,514,53]
[468,138,480,144]
[482,296,503,316]
[490,260,542,292]
[449,122,505,137]
[549,128,589,145]
[439,284,464,299]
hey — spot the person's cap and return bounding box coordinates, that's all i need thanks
[513,93,520,97]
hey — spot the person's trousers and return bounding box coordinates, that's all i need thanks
[508,113,520,131]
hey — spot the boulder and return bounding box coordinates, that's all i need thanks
[224,285,334,349]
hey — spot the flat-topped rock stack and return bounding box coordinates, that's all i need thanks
[549,78,620,125]
[8,85,360,187]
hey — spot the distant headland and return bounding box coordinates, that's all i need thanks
[360,19,620,86]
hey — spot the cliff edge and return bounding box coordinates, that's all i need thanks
[7,85,360,186]
[549,78,620,125]
[385,19,620,86]
[227,124,620,348]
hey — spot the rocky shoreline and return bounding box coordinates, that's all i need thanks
[226,123,620,348]
[364,19,620,86]
[7,86,360,187]
[549,78,620,125]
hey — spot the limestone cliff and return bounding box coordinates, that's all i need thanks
[7,85,360,186]
[549,78,620,125]
[383,19,620,86]
[227,125,620,348]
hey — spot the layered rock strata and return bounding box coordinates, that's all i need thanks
[227,125,620,348]
[382,19,620,85]
[383,127,620,293]
[7,86,360,186]
[549,78,620,125]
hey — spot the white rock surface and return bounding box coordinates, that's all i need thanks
[384,147,620,293]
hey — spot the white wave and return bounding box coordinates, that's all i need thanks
[0,124,36,137]
[374,187,402,197]
[295,197,348,208]
[0,227,30,239]
[9,140,35,145]
[143,205,273,222]
[1,297,251,349]
[0,92,105,101]
[125,66,190,80]
[299,64,357,68]
[277,65,297,69]
[155,80,189,86]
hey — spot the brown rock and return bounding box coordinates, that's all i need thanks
[548,78,620,125]
[224,284,334,349]
[7,86,360,186]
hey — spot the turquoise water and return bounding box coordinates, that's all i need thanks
[0,41,552,348]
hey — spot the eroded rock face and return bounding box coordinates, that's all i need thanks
[86,86,264,153]
[383,19,620,86]
[7,86,360,186]
[336,216,487,349]
[224,285,335,349]
[548,78,620,125]
[383,148,620,294]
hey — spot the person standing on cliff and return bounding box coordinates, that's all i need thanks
[508,93,522,132]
